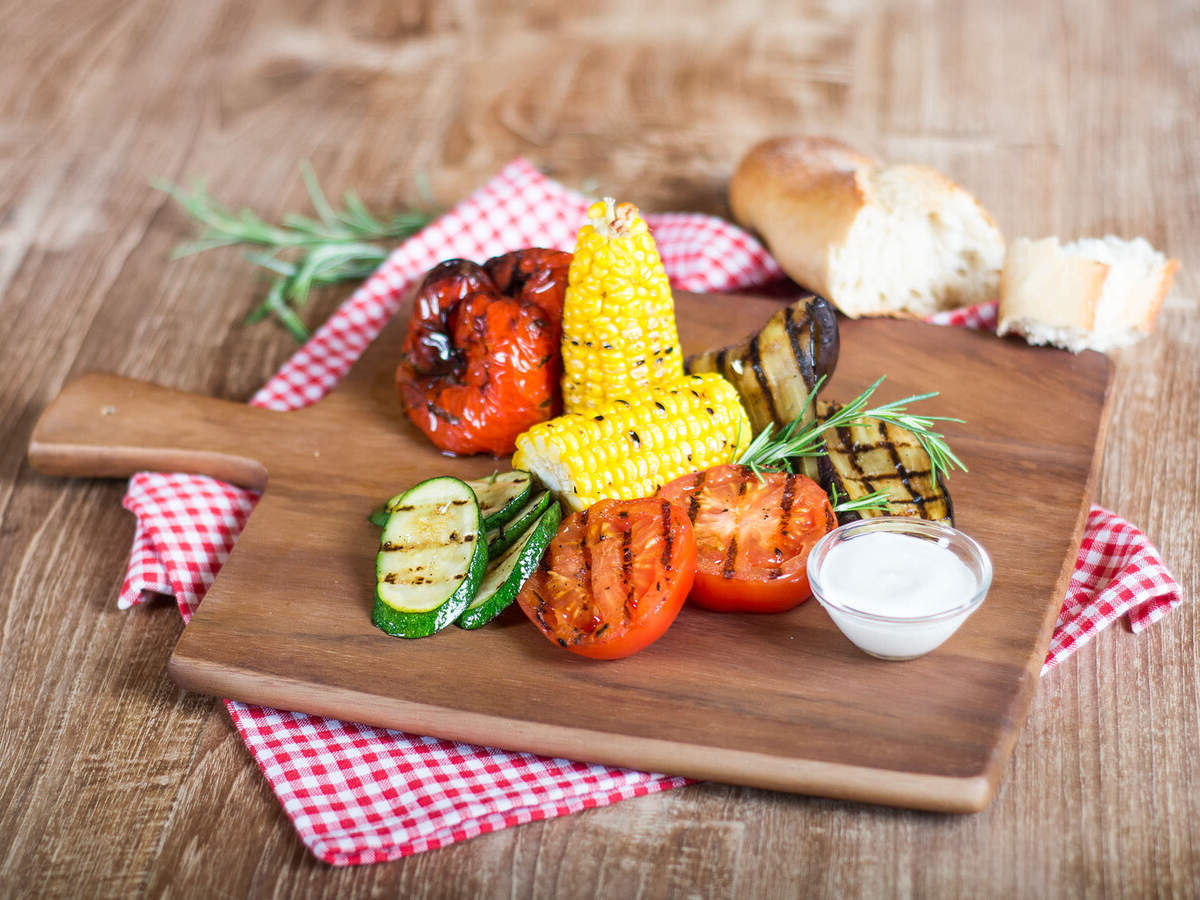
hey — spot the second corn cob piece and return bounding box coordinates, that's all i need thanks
[561,198,684,414]
[513,373,753,512]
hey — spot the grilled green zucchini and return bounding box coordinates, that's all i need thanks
[370,470,534,529]
[457,502,561,630]
[372,476,488,638]
[486,490,552,557]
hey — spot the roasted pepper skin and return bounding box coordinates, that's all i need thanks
[396,249,571,456]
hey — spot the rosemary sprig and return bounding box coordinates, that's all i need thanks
[153,163,433,341]
[736,375,967,485]
[828,484,891,516]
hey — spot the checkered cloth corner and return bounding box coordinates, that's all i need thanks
[120,473,259,620]
[118,157,1181,864]
[1041,505,1183,674]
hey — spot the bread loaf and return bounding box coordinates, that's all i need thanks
[729,136,1005,318]
[997,236,1177,353]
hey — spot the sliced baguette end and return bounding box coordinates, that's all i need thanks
[998,235,1178,353]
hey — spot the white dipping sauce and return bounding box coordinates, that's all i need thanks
[820,532,977,618]
[815,531,981,660]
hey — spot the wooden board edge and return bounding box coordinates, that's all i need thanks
[167,653,999,814]
[980,349,1116,778]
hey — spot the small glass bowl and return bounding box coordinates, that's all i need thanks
[807,517,993,661]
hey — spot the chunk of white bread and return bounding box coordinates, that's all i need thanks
[997,236,1178,353]
[729,136,1005,318]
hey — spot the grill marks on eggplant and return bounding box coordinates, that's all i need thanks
[818,401,954,525]
[783,305,816,396]
[746,333,781,426]
[685,294,839,437]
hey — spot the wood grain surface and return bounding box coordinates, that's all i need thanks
[1,0,1196,896]
[28,296,1112,813]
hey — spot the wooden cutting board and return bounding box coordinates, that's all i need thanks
[28,291,1112,813]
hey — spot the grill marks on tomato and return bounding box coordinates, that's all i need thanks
[516,498,697,659]
[657,464,834,613]
[578,508,593,585]
[719,478,750,579]
[770,474,799,580]
[659,500,675,569]
[657,468,835,595]
[686,469,707,525]
[619,511,635,616]
[576,508,598,634]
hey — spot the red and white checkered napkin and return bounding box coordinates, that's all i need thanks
[120,158,1182,865]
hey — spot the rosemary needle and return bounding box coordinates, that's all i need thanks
[154,162,434,341]
[829,485,892,516]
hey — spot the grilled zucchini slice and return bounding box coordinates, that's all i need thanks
[369,470,534,529]
[486,490,552,557]
[372,476,487,638]
[458,502,561,630]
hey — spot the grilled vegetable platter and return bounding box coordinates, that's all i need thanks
[372,197,967,658]
[29,194,1109,808]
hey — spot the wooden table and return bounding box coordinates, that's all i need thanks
[2,0,1195,895]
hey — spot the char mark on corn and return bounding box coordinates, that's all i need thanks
[513,373,752,512]
[561,198,684,414]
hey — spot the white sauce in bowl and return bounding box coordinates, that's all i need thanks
[807,521,992,660]
[819,532,977,618]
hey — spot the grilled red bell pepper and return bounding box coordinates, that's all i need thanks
[396,249,571,456]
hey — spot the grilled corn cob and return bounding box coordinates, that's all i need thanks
[513,373,752,511]
[561,198,684,414]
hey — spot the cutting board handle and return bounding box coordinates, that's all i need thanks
[28,373,285,490]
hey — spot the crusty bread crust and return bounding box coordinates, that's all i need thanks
[999,238,1109,330]
[730,137,872,299]
[998,236,1178,353]
[729,135,1004,318]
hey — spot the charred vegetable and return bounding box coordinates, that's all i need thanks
[457,502,561,630]
[686,294,838,478]
[372,476,487,638]
[396,249,571,456]
[486,490,553,557]
[658,464,835,613]
[685,293,839,430]
[816,400,954,525]
[736,374,963,525]
[516,497,697,659]
[369,470,534,530]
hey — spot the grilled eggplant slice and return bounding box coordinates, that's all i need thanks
[685,294,839,435]
[817,400,954,526]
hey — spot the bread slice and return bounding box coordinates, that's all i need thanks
[729,136,1005,318]
[997,236,1178,353]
